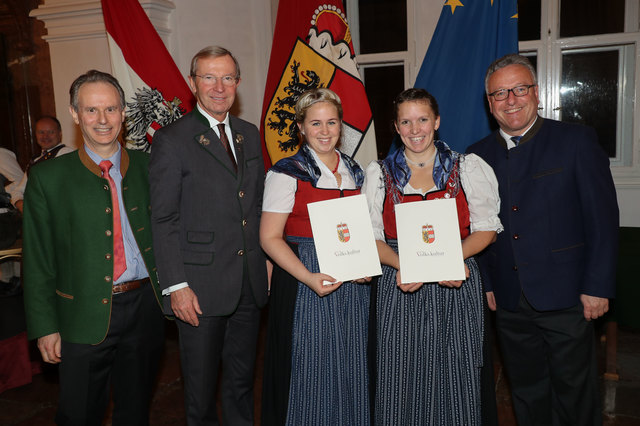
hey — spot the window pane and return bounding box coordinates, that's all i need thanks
[363,65,404,158]
[357,0,407,54]
[517,0,541,41]
[560,0,625,38]
[560,50,618,157]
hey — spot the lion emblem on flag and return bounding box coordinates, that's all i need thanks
[263,4,372,165]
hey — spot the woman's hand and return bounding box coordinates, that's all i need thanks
[438,263,470,288]
[395,270,424,293]
[303,272,343,297]
[353,276,372,284]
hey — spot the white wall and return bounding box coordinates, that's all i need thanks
[169,0,273,124]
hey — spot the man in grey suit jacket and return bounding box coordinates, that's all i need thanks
[150,46,268,426]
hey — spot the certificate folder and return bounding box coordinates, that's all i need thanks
[395,198,465,283]
[307,194,382,282]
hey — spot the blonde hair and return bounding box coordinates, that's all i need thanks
[294,88,343,123]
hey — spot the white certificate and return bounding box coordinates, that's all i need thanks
[307,194,382,283]
[395,198,465,283]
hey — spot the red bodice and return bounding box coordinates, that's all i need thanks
[381,166,470,241]
[285,180,360,238]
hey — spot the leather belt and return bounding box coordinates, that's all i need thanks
[112,277,150,294]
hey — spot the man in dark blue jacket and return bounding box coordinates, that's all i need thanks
[467,54,618,426]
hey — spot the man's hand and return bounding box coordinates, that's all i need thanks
[37,333,61,364]
[580,294,609,321]
[486,291,497,311]
[171,287,203,326]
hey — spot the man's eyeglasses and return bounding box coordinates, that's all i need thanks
[193,74,238,87]
[488,84,536,101]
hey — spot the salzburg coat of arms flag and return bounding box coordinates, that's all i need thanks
[101,0,195,152]
[260,1,377,170]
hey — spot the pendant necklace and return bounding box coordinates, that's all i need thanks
[405,150,436,168]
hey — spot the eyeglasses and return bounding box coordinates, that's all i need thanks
[488,84,536,101]
[193,74,238,87]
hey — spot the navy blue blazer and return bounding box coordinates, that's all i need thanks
[467,117,619,311]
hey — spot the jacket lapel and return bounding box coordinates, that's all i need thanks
[230,118,244,181]
[190,109,237,176]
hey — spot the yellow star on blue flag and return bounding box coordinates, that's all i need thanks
[412,0,518,153]
[445,0,464,14]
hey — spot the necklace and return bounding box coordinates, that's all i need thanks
[331,151,340,174]
[405,150,436,168]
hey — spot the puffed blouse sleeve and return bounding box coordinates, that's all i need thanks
[460,153,504,234]
[262,170,298,213]
[362,161,387,241]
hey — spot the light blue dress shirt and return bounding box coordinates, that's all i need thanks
[85,145,149,284]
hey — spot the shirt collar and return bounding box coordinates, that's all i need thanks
[499,116,538,142]
[196,103,230,129]
[500,116,538,148]
[84,144,122,171]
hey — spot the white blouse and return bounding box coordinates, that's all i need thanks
[263,149,359,213]
[362,153,503,241]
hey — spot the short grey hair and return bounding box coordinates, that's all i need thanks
[69,70,125,111]
[485,54,537,94]
[190,46,240,79]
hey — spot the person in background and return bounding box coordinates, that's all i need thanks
[467,53,619,425]
[13,115,74,212]
[23,70,164,425]
[363,88,502,425]
[260,88,371,425]
[0,147,24,207]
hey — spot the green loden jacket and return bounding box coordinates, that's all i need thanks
[23,145,161,344]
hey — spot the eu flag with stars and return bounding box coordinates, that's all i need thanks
[414,0,518,153]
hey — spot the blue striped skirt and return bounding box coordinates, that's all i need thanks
[375,239,483,426]
[284,235,371,426]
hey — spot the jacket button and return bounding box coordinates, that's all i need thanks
[105,253,112,260]
[102,298,109,304]
[106,230,112,237]
[103,185,109,191]
[242,219,247,226]
[238,190,245,198]
[511,205,518,211]
[513,234,519,240]
[513,265,518,271]
[106,207,112,214]
[105,276,112,282]
[237,250,244,256]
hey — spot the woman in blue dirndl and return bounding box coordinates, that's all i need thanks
[260,88,371,426]
[363,88,503,425]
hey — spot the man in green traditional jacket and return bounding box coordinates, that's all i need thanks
[23,70,164,426]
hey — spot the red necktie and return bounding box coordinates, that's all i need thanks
[217,123,237,172]
[99,160,126,281]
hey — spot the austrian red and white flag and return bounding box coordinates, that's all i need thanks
[101,0,194,151]
[260,1,377,169]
